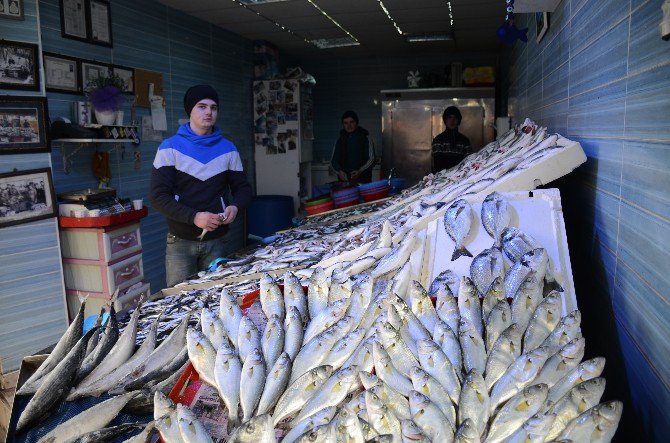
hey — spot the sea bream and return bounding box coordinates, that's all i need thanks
[481,191,512,249]
[443,199,474,261]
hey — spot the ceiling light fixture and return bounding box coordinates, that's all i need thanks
[311,37,360,49]
[305,0,359,44]
[230,0,312,44]
[377,0,403,35]
[405,32,455,42]
[448,1,454,26]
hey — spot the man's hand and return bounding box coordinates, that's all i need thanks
[337,170,348,181]
[221,205,238,224]
[194,211,224,232]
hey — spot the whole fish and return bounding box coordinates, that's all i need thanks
[429,269,460,297]
[558,401,623,442]
[228,414,275,443]
[481,277,505,323]
[273,365,334,425]
[501,227,543,263]
[545,378,606,440]
[329,268,354,304]
[534,337,586,387]
[391,296,432,344]
[410,366,456,428]
[377,322,419,377]
[155,411,180,443]
[17,301,86,395]
[154,391,175,421]
[409,281,439,333]
[284,406,338,443]
[303,299,349,345]
[123,361,187,416]
[342,337,376,373]
[240,348,266,422]
[325,328,366,369]
[453,418,479,443]
[481,191,511,249]
[504,248,549,298]
[484,323,522,390]
[434,282,460,334]
[540,310,582,352]
[416,339,461,404]
[294,423,336,442]
[457,369,489,438]
[458,317,487,376]
[391,261,412,302]
[16,328,96,433]
[186,328,217,388]
[74,305,119,385]
[505,412,556,443]
[470,248,505,298]
[523,292,562,353]
[372,342,413,396]
[458,277,483,338]
[365,390,402,442]
[485,383,548,443]
[291,319,350,383]
[237,316,261,363]
[307,266,329,319]
[510,273,543,332]
[176,403,213,443]
[546,357,606,405]
[201,307,228,350]
[292,366,359,425]
[348,275,374,325]
[256,352,291,416]
[220,289,243,346]
[409,390,455,443]
[444,199,474,260]
[260,273,286,320]
[284,271,309,322]
[484,300,512,354]
[83,307,104,359]
[284,306,304,360]
[366,380,411,421]
[385,304,418,359]
[345,255,378,277]
[370,233,417,277]
[262,314,285,370]
[214,340,242,427]
[433,320,462,375]
[400,419,430,443]
[489,346,552,414]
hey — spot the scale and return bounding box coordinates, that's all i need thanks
[57,188,127,217]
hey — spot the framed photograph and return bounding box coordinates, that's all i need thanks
[0,0,24,20]
[0,39,39,91]
[88,0,112,46]
[536,12,549,43]
[60,0,88,41]
[81,60,109,90]
[113,65,134,94]
[0,96,50,154]
[0,168,57,228]
[43,52,80,93]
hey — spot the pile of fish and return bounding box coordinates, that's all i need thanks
[171,189,621,442]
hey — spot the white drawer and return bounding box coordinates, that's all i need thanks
[104,223,142,262]
[60,223,141,262]
[63,252,144,296]
[107,253,144,294]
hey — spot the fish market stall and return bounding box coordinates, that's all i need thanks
[7,120,622,442]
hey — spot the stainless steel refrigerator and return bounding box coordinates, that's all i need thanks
[381,87,495,186]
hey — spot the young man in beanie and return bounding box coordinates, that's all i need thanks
[150,85,252,287]
[330,110,375,183]
[431,106,472,173]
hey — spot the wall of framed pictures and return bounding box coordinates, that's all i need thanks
[59,0,112,47]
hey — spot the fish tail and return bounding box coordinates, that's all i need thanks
[451,246,473,261]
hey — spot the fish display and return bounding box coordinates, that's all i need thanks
[11,120,618,442]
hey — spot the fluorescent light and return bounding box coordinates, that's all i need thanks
[305,0,359,44]
[406,33,455,42]
[378,0,403,35]
[238,0,290,4]
[310,37,360,49]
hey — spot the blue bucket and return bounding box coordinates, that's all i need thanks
[389,177,406,195]
[247,195,295,238]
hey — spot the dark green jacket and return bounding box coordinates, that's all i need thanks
[330,126,375,183]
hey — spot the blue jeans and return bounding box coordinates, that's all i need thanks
[165,233,230,287]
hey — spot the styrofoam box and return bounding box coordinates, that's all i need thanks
[422,188,577,315]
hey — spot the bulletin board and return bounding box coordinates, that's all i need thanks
[134,69,163,107]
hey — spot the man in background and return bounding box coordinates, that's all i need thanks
[150,85,252,287]
[431,106,471,173]
[330,111,375,183]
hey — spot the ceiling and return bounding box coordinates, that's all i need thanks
[154,0,509,59]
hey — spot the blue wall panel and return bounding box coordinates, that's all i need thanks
[505,0,670,438]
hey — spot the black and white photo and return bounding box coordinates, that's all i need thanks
[0,96,49,154]
[0,0,24,20]
[43,52,80,93]
[0,39,39,91]
[0,168,57,228]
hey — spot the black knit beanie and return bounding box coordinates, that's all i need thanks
[341,110,359,124]
[184,85,219,115]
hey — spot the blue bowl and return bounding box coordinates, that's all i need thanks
[358,179,389,191]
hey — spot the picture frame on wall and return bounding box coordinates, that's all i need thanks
[0,0,24,20]
[0,168,57,228]
[113,65,134,94]
[88,0,112,46]
[0,39,40,91]
[0,96,50,154]
[536,11,549,43]
[43,52,80,93]
[81,60,109,90]
[60,0,88,41]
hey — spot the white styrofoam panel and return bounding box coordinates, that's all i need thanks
[427,188,578,315]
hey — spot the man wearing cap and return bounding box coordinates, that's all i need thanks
[330,110,375,183]
[431,106,472,173]
[150,85,252,287]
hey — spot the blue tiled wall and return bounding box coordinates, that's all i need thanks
[39,0,254,294]
[505,0,670,439]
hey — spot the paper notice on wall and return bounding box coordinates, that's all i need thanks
[141,115,163,142]
[150,95,168,131]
